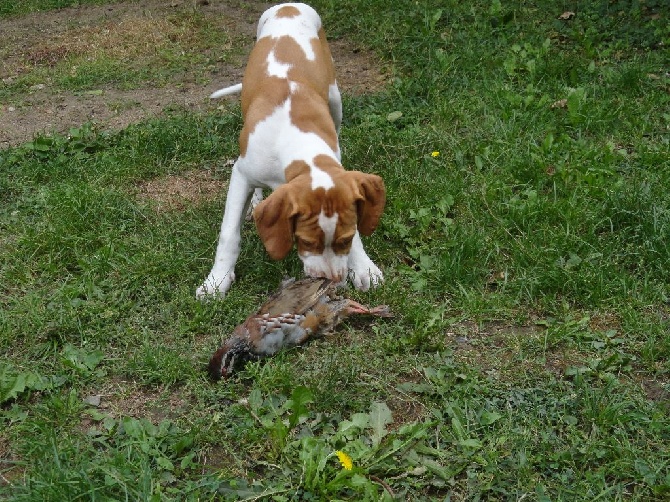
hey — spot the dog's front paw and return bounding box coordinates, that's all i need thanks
[348,259,383,292]
[196,272,235,299]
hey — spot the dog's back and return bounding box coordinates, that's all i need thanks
[238,3,339,167]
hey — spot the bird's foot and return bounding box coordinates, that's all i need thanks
[344,300,392,317]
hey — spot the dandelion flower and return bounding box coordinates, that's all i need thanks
[335,450,353,470]
[431,151,440,158]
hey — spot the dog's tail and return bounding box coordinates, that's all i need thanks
[210,83,243,99]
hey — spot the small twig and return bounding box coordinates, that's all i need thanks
[238,398,264,425]
[248,408,263,425]
[369,474,395,499]
[0,471,14,487]
[200,453,208,475]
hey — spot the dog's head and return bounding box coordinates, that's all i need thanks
[253,164,385,282]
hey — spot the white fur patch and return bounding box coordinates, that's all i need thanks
[299,210,347,281]
[310,166,335,190]
[267,50,292,78]
[318,210,338,245]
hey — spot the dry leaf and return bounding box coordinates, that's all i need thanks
[387,111,403,122]
[558,11,575,20]
[551,98,568,109]
[83,395,102,407]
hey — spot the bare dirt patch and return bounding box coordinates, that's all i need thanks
[80,379,191,426]
[136,168,230,211]
[641,379,670,408]
[0,0,388,148]
[0,435,23,488]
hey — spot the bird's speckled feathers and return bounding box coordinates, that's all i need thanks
[208,278,390,380]
[259,277,332,316]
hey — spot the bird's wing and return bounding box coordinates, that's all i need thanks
[259,278,333,316]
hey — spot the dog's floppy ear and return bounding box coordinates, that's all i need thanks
[349,172,386,235]
[253,185,298,260]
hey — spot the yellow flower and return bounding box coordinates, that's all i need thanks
[431,151,440,158]
[335,450,353,470]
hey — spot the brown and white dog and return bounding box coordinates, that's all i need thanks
[196,2,385,299]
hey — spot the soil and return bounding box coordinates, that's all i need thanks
[0,0,388,149]
[136,168,230,210]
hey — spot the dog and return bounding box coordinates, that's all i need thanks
[197,2,385,299]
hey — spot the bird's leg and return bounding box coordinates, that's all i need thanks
[345,300,392,317]
[367,305,393,317]
[344,299,372,315]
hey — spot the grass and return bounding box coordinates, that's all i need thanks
[0,0,117,17]
[2,0,670,500]
[0,3,237,101]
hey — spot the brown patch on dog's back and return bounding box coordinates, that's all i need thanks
[275,5,301,18]
[270,34,339,152]
[239,36,291,156]
[312,154,343,179]
[289,85,338,152]
[285,160,311,181]
[238,27,338,156]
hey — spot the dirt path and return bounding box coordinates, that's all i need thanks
[0,0,387,148]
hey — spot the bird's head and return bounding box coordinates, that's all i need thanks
[207,339,254,380]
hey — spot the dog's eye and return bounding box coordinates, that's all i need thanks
[297,237,319,252]
[332,236,353,253]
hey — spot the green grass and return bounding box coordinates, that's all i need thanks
[0,0,116,17]
[2,0,670,500]
[0,3,236,100]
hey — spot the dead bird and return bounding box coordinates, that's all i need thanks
[208,278,391,380]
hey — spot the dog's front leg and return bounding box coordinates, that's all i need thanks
[196,164,253,299]
[347,231,384,292]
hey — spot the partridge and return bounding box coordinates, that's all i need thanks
[208,278,391,380]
